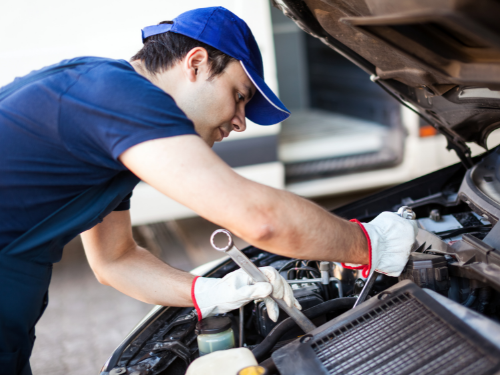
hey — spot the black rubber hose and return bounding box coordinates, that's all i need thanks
[278,259,301,273]
[259,357,278,375]
[252,297,356,361]
[462,288,478,307]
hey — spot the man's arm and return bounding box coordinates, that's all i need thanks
[81,210,194,306]
[119,135,368,264]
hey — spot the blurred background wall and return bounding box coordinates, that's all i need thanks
[2,1,500,374]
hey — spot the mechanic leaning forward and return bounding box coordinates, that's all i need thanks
[0,7,418,374]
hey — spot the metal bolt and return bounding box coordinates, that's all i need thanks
[319,261,330,272]
[378,292,391,300]
[110,368,127,375]
[429,209,441,222]
[300,335,313,343]
[397,206,416,220]
[355,279,365,289]
[320,262,330,284]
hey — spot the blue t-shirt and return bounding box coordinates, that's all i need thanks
[0,57,197,250]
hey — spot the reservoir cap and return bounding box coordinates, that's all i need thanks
[195,316,232,335]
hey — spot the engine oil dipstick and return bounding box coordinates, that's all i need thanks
[210,229,317,333]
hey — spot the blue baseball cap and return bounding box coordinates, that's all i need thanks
[141,6,290,126]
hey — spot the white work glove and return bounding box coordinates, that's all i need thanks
[343,212,418,277]
[192,266,301,322]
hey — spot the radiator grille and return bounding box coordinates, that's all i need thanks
[312,293,496,375]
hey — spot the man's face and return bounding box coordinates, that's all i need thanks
[175,59,256,147]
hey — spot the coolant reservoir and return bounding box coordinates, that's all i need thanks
[195,316,235,356]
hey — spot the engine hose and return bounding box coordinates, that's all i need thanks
[259,357,278,375]
[252,297,356,361]
[462,289,478,307]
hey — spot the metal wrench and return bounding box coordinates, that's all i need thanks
[353,206,416,308]
[210,229,317,333]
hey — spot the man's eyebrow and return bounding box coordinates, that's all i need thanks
[244,84,254,101]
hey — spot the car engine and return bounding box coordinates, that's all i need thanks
[101,149,500,375]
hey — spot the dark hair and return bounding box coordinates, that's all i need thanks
[131,21,236,80]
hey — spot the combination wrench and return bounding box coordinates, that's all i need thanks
[210,229,317,333]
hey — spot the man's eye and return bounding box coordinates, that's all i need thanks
[237,93,244,102]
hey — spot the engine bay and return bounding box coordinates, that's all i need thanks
[102,149,500,375]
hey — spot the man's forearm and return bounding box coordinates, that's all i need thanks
[82,212,196,307]
[270,192,368,264]
[226,187,369,264]
[82,211,194,306]
[96,245,195,306]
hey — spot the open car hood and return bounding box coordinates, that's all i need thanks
[273,0,500,166]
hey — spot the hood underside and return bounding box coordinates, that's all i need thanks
[273,0,500,164]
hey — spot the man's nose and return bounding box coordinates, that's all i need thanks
[232,109,247,132]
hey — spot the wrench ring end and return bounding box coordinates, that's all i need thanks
[210,229,233,252]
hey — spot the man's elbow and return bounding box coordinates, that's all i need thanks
[92,267,111,286]
[85,240,137,287]
[246,223,276,244]
[242,208,281,245]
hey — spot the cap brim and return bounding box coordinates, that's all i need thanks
[240,62,290,126]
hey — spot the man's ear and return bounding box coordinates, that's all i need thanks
[183,47,210,82]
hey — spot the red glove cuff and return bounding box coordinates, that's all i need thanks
[341,219,372,278]
[191,276,202,321]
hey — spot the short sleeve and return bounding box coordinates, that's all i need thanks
[113,192,132,211]
[59,60,198,170]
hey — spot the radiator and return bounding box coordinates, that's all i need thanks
[272,280,500,375]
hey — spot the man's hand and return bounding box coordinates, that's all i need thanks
[193,267,300,322]
[344,212,419,277]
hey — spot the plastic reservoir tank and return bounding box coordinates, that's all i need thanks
[186,348,258,375]
[195,316,235,356]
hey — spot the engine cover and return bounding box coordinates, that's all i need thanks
[254,285,324,337]
[399,252,450,295]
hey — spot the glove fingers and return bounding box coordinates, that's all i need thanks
[239,282,272,301]
[261,267,284,300]
[365,211,419,277]
[260,267,277,282]
[272,281,284,301]
[282,281,295,307]
[260,266,299,311]
[284,286,301,310]
[294,299,302,310]
[264,296,279,322]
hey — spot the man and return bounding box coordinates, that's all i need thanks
[0,7,417,374]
